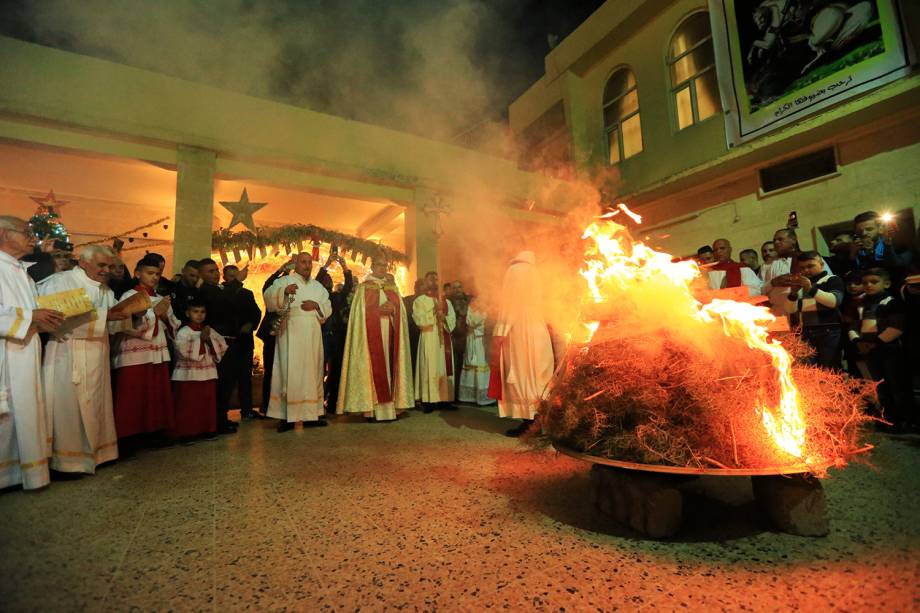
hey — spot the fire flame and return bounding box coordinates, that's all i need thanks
[578,217,807,459]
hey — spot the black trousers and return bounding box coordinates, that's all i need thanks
[867,347,912,428]
[217,338,254,425]
[261,336,275,412]
[801,326,841,370]
[323,329,346,411]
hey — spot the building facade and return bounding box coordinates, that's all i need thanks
[510,0,920,258]
[0,36,573,280]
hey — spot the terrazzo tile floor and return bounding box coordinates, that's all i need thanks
[1,405,918,612]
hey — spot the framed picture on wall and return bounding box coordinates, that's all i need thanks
[709,0,916,146]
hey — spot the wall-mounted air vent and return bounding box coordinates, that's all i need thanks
[759,147,838,195]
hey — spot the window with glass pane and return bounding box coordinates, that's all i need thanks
[603,68,642,164]
[668,12,720,130]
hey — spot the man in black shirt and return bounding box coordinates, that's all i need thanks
[222,264,262,420]
[198,258,244,433]
[315,254,354,413]
[170,260,201,324]
[256,259,294,414]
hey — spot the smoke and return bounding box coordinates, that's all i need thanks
[440,180,604,340]
[18,0,526,142]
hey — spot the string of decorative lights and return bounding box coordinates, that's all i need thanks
[77,216,171,247]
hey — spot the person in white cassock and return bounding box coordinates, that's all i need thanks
[458,297,492,405]
[491,251,554,437]
[265,252,332,431]
[0,216,64,490]
[39,245,128,474]
[413,271,456,412]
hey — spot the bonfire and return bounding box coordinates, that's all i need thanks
[540,210,876,474]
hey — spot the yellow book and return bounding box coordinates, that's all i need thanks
[37,288,95,318]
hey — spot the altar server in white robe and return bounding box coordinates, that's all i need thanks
[0,216,64,490]
[412,271,456,411]
[492,251,554,437]
[458,298,492,405]
[40,245,128,474]
[265,252,332,431]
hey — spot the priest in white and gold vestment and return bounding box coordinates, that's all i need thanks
[265,253,332,430]
[39,245,128,474]
[0,216,63,490]
[412,271,456,411]
[337,258,414,422]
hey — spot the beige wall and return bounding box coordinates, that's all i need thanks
[642,139,920,258]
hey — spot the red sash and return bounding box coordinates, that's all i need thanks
[425,290,453,377]
[365,284,402,403]
[487,336,503,400]
[711,261,746,287]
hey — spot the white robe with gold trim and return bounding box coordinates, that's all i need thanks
[337,276,414,421]
[0,251,50,490]
[412,294,456,403]
[265,273,331,422]
[39,267,119,474]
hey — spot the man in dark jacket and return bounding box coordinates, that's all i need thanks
[169,259,202,324]
[315,254,354,413]
[222,264,262,421]
[255,259,294,415]
[197,258,254,432]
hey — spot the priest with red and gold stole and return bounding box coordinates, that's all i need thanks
[337,258,414,422]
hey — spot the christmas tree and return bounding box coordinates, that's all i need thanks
[28,190,69,242]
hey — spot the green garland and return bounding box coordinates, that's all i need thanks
[212,223,408,264]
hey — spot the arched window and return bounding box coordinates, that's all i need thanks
[668,12,720,130]
[603,68,642,165]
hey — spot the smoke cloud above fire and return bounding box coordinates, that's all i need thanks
[17,0,532,142]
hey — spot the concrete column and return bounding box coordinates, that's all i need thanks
[409,188,442,283]
[561,70,597,172]
[173,146,216,274]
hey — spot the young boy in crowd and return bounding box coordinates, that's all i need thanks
[171,300,227,441]
[784,251,845,368]
[840,271,865,377]
[849,267,911,431]
[111,254,180,450]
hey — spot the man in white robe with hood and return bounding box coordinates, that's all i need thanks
[0,216,64,490]
[491,251,554,437]
[265,252,332,431]
[39,245,128,474]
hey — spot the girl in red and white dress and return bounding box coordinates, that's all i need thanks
[171,300,227,440]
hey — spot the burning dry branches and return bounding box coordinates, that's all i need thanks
[539,328,876,472]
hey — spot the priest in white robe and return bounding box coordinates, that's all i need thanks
[0,216,64,490]
[337,258,414,422]
[412,271,456,411]
[491,251,554,437]
[39,245,128,474]
[265,252,332,431]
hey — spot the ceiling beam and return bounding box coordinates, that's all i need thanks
[357,205,403,238]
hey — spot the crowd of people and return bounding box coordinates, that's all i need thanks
[693,210,919,433]
[1,214,558,492]
[2,206,917,493]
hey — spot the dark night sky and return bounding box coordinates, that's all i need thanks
[0,0,606,140]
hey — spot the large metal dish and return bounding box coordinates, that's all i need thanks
[553,443,871,477]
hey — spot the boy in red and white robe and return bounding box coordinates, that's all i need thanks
[171,301,227,439]
[111,255,179,442]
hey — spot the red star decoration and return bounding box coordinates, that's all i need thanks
[30,190,69,215]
